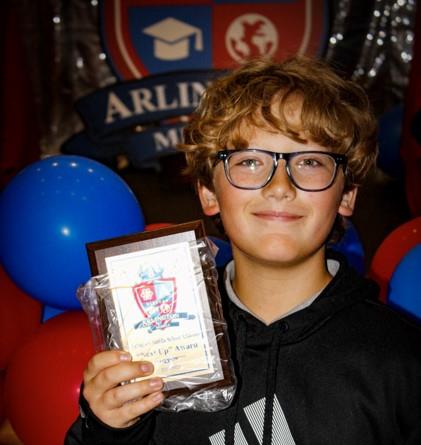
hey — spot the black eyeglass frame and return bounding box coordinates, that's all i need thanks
[216,148,348,192]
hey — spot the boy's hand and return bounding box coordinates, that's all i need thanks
[82,350,164,429]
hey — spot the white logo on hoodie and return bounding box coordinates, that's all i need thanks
[209,394,296,444]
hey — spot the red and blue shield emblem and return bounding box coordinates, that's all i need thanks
[99,0,327,80]
[133,277,177,330]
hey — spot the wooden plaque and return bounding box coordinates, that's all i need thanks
[86,220,234,398]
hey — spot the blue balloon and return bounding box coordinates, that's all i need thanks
[42,305,65,322]
[209,236,233,268]
[331,220,365,275]
[388,243,421,321]
[0,155,144,309]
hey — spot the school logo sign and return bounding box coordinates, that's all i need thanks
[63,0,327,166]
[99,0,327,80]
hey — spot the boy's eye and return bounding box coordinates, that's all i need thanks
[241,159,260,168]
[294,155,329,170]
[232,156,263,169]
[298,158,321,168]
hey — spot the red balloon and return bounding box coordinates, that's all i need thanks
[0,266,42,369]
[145,222,174,231]
[5,311,94,445]
[368,217,421,302]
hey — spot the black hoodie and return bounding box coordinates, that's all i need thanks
[66,252,421,444]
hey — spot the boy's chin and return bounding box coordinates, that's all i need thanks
[235,238,326,267]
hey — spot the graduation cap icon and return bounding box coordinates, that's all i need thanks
[142,17,204,61]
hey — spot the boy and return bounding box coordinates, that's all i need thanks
[66,57,421,444]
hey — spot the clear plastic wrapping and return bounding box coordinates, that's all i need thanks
[78,232,236,412]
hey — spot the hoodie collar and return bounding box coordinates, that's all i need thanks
[224,258,340,325]
[220,251,380,344]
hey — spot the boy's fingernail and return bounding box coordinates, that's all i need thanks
[119,352,132,361]
[152,392,164,403]
[140,363,153,373]
[149,378,163,389]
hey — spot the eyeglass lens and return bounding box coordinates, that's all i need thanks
[225,150,338,190]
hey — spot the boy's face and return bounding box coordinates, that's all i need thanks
[198,125,357,268]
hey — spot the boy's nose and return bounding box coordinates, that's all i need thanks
[261,161,296,200]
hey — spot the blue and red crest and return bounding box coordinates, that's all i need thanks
[99,0,327,80]
[133,277,177,330]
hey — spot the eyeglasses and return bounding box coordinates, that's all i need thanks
[216,149,348,192]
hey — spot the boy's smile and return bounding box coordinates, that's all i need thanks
[199,126,357,269]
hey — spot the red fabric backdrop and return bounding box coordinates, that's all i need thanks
[0,1,40,189]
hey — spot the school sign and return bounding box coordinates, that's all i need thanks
[63,0,327,166]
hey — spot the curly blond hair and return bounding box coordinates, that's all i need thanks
[178,56,378,192]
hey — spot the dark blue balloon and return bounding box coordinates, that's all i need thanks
[0,155,144,309]
[209,236,233,268]
[331,220,365,275]
[388,244,421,321]
[42,305,65,322]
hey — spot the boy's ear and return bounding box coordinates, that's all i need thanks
[197,182,220,216]
[338,187,358,217]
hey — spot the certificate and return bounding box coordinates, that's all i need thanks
[86,221,231,393]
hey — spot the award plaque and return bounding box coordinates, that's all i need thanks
[85,220,234,400]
